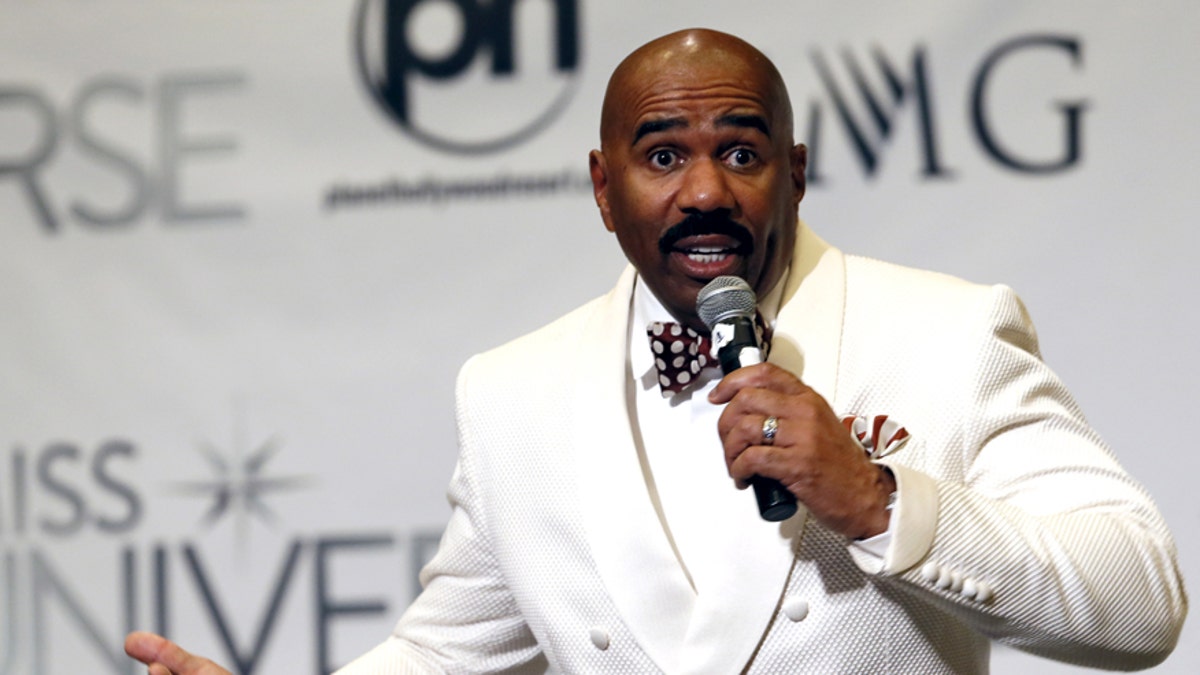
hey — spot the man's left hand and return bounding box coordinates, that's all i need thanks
[709,362,895,539]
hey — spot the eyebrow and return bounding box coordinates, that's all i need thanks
[631,114,772,146]
[633,118,686,145]
[717,114,771,138]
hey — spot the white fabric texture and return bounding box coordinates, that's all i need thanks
[338,221,1185,674]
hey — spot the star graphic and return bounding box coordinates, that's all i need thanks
[175,430,313,531]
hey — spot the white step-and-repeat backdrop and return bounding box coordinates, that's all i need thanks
[1,2,1196,673]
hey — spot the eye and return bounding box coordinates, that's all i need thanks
[726,148,757,168]
[650,149,677,168]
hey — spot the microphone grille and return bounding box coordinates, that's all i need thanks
[696,276,757,330]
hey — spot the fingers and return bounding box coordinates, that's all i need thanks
[715,382,828,448]
[125,631,170,666]
[125,631,231,675]
[711,365,825,489]
[722,415,805,489]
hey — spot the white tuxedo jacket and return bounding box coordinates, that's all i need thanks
[341,223,1184,674]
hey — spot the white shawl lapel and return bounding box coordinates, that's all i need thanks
[770,220,846,406]
[569,221,847,674]
[569,266,696,672]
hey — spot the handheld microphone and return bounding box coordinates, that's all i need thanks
[697,276,798,522]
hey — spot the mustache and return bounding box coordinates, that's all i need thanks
[657,213,754,255]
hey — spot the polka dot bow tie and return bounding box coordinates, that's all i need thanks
[647,322,716,396]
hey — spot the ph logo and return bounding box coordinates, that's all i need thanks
[354,0,582,154]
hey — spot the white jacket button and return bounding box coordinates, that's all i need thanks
[975,581,994,603]
[589,627,610,650]
[783,597,810,622]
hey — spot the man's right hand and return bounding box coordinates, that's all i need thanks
[125,631,232,675]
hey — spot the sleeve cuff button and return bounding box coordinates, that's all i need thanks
[921,561,939,582]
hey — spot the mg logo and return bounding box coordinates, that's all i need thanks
[354,0,582,154]
[801,34,1087,183]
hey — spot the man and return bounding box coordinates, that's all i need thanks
[127,28,1185,674]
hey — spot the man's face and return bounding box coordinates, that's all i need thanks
[590,43,806,333]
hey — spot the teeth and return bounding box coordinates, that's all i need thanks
[685,248,730,264]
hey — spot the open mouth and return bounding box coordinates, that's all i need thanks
[680,245,735,264]
[667,233,751,278]
[669,232,751,258]
[658,215,754,279]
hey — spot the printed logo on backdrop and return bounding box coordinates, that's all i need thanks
[354,0,581,155]
[1,419,442,674]
[800,34,1088,184]
[0,73,247,234]
[328,0,590,210]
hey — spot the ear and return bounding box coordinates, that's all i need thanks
[790,143,808,205]
[589,149,616,232]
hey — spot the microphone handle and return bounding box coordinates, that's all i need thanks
[714,317,799,522]
[750,476,798,522]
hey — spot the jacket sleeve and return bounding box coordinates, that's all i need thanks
[853,284,1187,670]
[336,357,546,675]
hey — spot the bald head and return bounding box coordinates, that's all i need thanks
[600,29,794,150]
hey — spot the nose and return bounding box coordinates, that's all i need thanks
[677,157,735,215]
